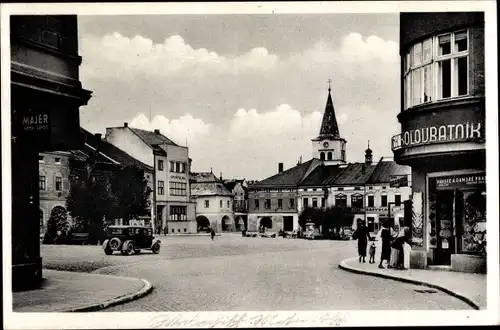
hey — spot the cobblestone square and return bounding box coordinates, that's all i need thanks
[42,235,472,311]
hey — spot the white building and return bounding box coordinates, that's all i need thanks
[105,123,196,234]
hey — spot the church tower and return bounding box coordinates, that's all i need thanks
[311,82,347,165]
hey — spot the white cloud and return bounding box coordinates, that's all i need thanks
[80,33,277,78]
[80,30,400,179]
[127,105,325,179]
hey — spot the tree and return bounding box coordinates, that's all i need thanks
[66,164,114,244]
[109,165,152,226]
[324,206,354,234]
[45,206,70,244]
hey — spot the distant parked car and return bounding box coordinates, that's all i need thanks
[102,225,161,255]
[342,227,354,240]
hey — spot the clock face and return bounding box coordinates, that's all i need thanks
[323,142,329,148]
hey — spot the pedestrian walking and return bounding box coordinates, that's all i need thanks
[353,219,371,263]
[210,228,215,241]
[378,222,393,269]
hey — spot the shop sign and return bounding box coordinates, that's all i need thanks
[392,122,483,150]
[436,173,485,189]
[170,175,186,181]
[390,175,408,188]
[21,112,50,132]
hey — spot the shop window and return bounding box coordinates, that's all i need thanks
[169,205,187,221]
[460,190,486,254]
[367,195,374,207]
[367,217,375,232]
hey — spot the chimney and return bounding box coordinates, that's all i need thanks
[154,129,160,134]
[278,163,284,173]
[220,172,223,181]
[124,122,128,127]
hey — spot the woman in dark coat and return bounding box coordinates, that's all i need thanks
[378,222,393,269]
[354,219,371,263]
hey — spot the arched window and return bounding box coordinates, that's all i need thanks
[320,152,325,160]
[327,152,333,160]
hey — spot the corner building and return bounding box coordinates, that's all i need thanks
[393,13,485,273]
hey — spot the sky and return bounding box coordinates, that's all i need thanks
[78,14,400,180]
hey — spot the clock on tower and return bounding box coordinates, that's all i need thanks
[323,141,329,148]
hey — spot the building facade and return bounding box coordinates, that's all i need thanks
[39,129,155,233]
[10,15,92,289]
[191,172,235,232]
[105,123,196,234]
[223,179,249,230]
[38,151,72,234]
[393,12,485,273]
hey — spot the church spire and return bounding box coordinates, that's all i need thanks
[318,81,340,138]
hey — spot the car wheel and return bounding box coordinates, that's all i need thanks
[126,241,135,256]
[104,246,113,255]
[152,243,160,254]
[109,237,121,250]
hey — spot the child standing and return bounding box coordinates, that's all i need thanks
[369,241,376,264]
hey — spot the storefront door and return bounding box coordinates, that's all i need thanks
[430,173,486,265]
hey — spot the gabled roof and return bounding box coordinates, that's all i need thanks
[250,159,321,189]
[325,163,376,186]
[129,127,178,148]
[190,172,219,183]
[190,172,233,197]
[81,129,154,172]
[366,158,411,184]
[299,164,345,187]
[317,89,341,139]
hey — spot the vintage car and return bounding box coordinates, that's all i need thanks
[102,225,161,255]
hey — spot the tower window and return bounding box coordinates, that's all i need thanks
[320,152,325,161]
[327,152,332,160]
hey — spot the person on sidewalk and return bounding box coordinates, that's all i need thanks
[369,241,376,264]
[353,219,371,263]
[210,228,216,241]
[378,222,393,269]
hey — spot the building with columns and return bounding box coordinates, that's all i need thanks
[190,171,235,232]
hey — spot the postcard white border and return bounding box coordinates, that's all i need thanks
[2,1,498,329]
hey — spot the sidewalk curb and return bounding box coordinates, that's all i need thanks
[338,259,480,310]
[58,277,153,312]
